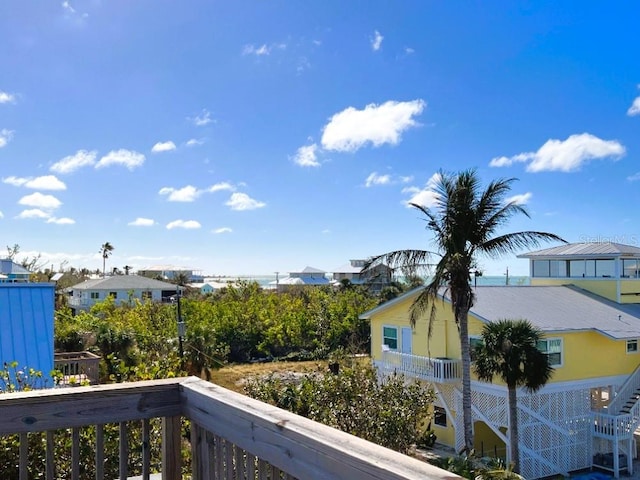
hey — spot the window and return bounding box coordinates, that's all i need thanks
[595,259,615,277]
[532,260,550,277]
[627,339,638,354]
[109,291,118,299]
[537,338,563,366]
[470,336,484,361]
[434,406,447,427]
[623,259,639,278]
[383,326,398,350]
[90,292,100,299]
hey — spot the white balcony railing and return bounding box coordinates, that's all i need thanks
[380,350,461,383]
[0,376,460,480]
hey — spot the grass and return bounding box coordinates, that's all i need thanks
[206,360,328,393]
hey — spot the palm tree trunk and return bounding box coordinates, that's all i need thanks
[508,384,520,473]
[458,305,474,454]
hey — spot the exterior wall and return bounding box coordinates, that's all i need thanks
[0,283,54,384]
[560,330,640,382]
[530,277,619,301]
[370,295,458,361]
[70,288,168,309]
[619,279,640,303]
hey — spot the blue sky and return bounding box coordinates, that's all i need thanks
[1,1,640,277]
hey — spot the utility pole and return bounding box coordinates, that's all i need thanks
[176,287,185,359]
[505,266,510,286]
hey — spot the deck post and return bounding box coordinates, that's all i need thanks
[162,416,182,480]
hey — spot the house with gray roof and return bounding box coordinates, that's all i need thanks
[0,258,32,282]
[331,259,393,292]
[67,275,178,313]
[362,241,640,479]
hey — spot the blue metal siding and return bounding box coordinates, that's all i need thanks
[0,284,54,385]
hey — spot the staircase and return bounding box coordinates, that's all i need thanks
[591,365,640,477]
[619,386,640,414]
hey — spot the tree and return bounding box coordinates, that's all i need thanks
[99,242,114,277]
[364,169,564,453]
[474,319,553,473]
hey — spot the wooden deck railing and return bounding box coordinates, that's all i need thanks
[54,351,101,385]
[0,377,459,480]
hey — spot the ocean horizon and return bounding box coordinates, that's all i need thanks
[205,275,530,288]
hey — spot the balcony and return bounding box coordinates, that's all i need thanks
[380,350,461,384]
[0,376,458,480]
[54,351,101,385]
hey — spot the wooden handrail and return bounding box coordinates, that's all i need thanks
[0,377,459,480]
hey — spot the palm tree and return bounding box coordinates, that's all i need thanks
[364,169,564,453]
[99,242,114,277]
[474,319,554,473]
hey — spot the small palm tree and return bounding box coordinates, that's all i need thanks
[99,242,114,277]
[474,319,554,473]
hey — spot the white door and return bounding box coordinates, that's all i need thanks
[401,327,412,354]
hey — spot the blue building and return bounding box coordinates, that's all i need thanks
[0,283,55,388]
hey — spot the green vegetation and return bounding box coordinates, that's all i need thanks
[55,281,378,377]
[244,358,435,454]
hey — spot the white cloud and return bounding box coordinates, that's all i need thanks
[18,192,62,210]
[128,217,155,227]
[62,1,75,13]
[293,144,320,167]
[0,129,14,148]
[166,219,201,230]
[151,141,177,153]
[51,149,97,174]
[0,211,3,218]
[190,109,213,126]
[3,175,66,190]
[0,91,16,104]
[47,217,75,225]
[159,185,200,202]
[243,44,270,56]
[186,138,204,147]
[96,149,145,170]
[213,227,232,234]
[627,172,640,182]
[628,91,640,116]
[242,43,286,57]
[225,192,266,211]
[404,172,442,208]
[16,209,51,219]
[404,47,415,55]
[506,192,532,205]
[321,100,425,153]
[371,30,384,51]
[365,172,391,187]
[208,182,235,193]
[489,133,626,172]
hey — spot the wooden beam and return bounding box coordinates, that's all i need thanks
[180,378,456,480]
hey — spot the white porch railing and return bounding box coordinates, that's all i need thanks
[0,376,459,480]
[380,350,461,383]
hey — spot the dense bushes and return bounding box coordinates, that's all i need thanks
[55,282,378,375]
[244,359,435,454]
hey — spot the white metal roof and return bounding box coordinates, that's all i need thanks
[518,242,640,259]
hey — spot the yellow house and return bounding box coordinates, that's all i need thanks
[360,242,640,480]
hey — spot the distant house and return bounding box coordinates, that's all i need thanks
[67,275,178,313]
[188,281,231,295]
[332,259,393,291]
[137,265,204,283]
[0,283,54,385]
[0,259,32,283]
[272,266,330,292]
